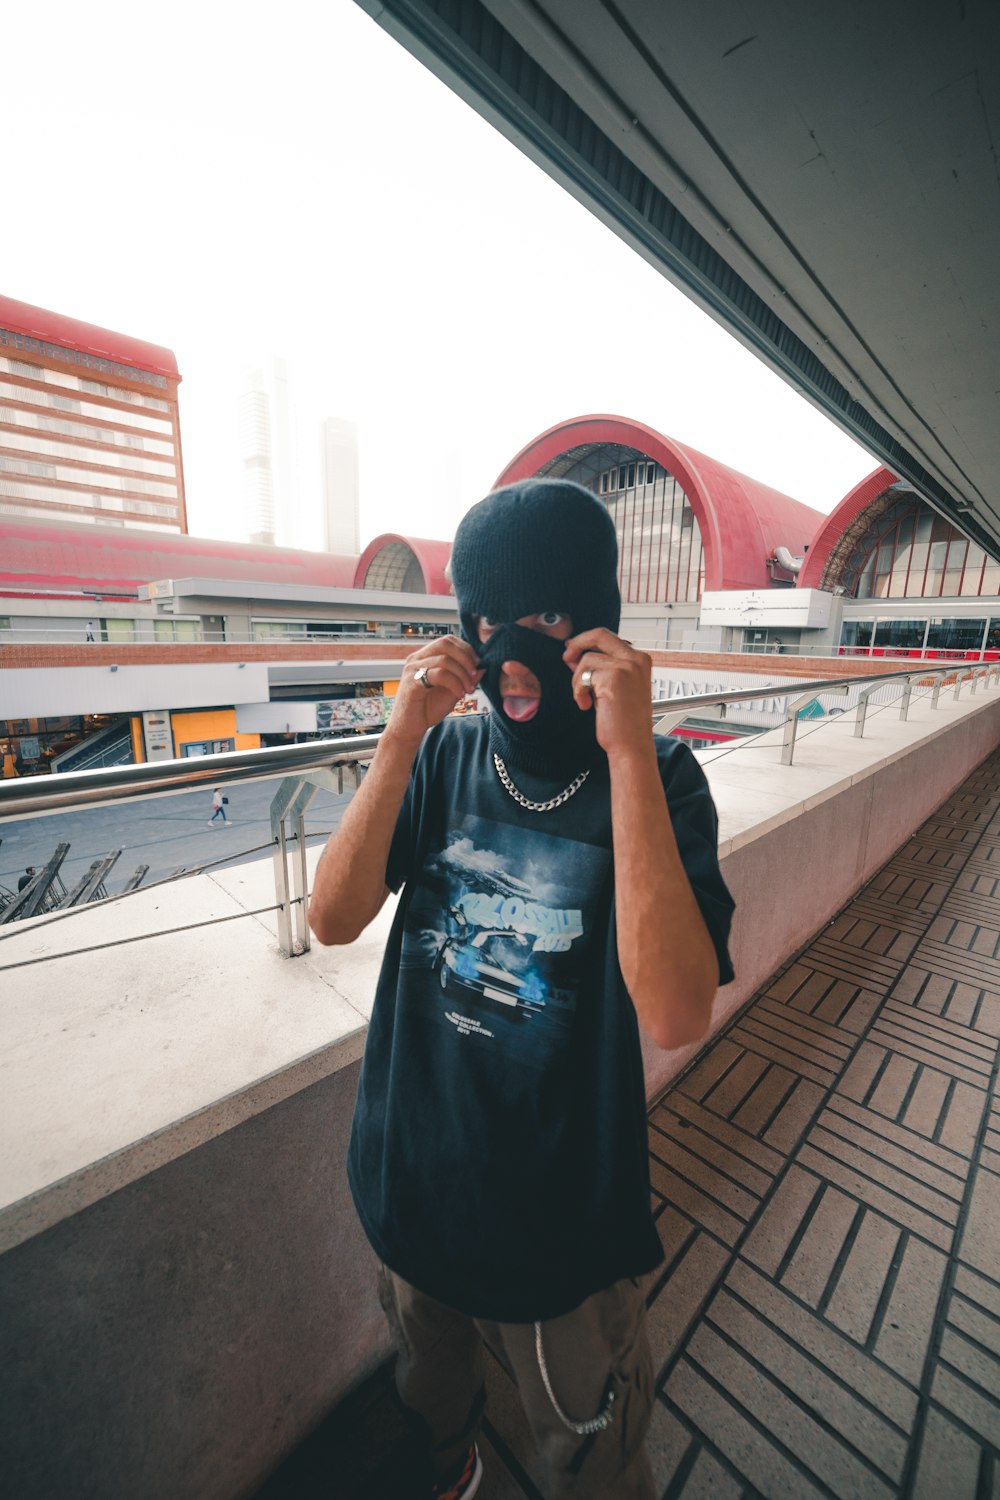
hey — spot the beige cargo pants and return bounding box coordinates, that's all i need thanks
[377,1263,656,1498]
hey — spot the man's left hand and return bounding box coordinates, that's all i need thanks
[563,629,654,757]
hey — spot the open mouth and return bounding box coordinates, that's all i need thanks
[503,695,540,722]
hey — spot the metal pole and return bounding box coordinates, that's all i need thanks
[899,676,913,721]
[781,693,823,765]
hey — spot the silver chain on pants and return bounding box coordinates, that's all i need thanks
[533,1321,617,1435]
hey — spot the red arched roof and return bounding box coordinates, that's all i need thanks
[354,535,452,594]
[495,415,823,591]
[797,466,898,590]
[0,517,359,594]
[0,294,179,382]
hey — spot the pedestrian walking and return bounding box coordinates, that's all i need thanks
[85,619,96,642]
[309,478,735,1498]
[208,788,228,825]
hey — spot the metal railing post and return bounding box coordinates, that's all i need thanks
[269,765,363,958]
[931,671,945,709]
[782,692,823,765]
[855,680,895,737]
[899,675,913,721]
[270,778,303,958]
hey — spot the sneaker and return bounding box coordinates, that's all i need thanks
[430,1443,483,1500]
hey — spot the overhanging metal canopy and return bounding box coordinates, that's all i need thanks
[356,0,1000,555]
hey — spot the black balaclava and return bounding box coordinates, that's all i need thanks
[449,478,621,779]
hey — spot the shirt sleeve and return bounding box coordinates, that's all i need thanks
[384,729,436,893]
[659,740,736,986]
[385,773,417,894]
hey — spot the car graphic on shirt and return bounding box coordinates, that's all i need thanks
[431,869,578,1019]
[433,927,550,1016]
[426,836,583,1018]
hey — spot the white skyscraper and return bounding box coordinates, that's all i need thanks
[321,416,360,555]
[238,357,294,546]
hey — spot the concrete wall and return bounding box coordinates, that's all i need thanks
[0,1059,390,1500]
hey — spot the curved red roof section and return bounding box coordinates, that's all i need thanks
[797,466,898,590]
[495,415,823,592]
[0,517,359,594]
[354,535,453,594]
[0,294,179,381]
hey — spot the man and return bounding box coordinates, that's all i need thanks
[85,619,96,643]
[208,788,228,825]
[17,867,37,893]
[310,479,734,1499]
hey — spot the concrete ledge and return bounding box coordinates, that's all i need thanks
[0,853,397,1254]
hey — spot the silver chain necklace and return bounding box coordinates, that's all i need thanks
[493,753,590,812]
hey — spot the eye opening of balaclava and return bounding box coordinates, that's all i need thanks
[448,477,621,778]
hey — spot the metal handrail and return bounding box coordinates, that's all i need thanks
[0,734,383,821]
[2,661,996,955]
[0,627,450,645]
[0,662,973,822]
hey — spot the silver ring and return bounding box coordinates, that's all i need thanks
[581,668,594,689]
[414,665,432,690]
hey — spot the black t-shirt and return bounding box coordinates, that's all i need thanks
[347,716,734,1322]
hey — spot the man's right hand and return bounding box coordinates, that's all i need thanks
[386,635,484,748]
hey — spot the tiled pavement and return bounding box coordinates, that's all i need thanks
[258,757,1000,1499]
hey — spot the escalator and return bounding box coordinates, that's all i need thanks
[49,718,134,773]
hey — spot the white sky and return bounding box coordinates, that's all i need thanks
[5,0,875,553]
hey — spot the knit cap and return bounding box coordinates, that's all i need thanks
[450,478,620,639]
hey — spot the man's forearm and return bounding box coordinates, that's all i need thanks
[608,744,718,1050]
[309,724,422,945]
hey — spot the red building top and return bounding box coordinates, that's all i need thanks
[355,535,453,594]
[0,294,180,382]
[0,518,360,596]
[497,415,824,592]
[797,467,897,591]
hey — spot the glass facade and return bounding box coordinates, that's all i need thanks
[872,618,927,650]
[840,614,1000,658]
[0,346,183,530]
[840,619,875,651]
[0,327,170,388]
[578,452,704,603]
[0,405,175,455]
[852,501,1000,599]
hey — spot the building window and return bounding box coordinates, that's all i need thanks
[154,618,203,642]
[0,328,169,388]
[840,619,874,651]
[872,618,927,652]
[925,618,987,655]
[849,500,995,599]
[582,452,704,605]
